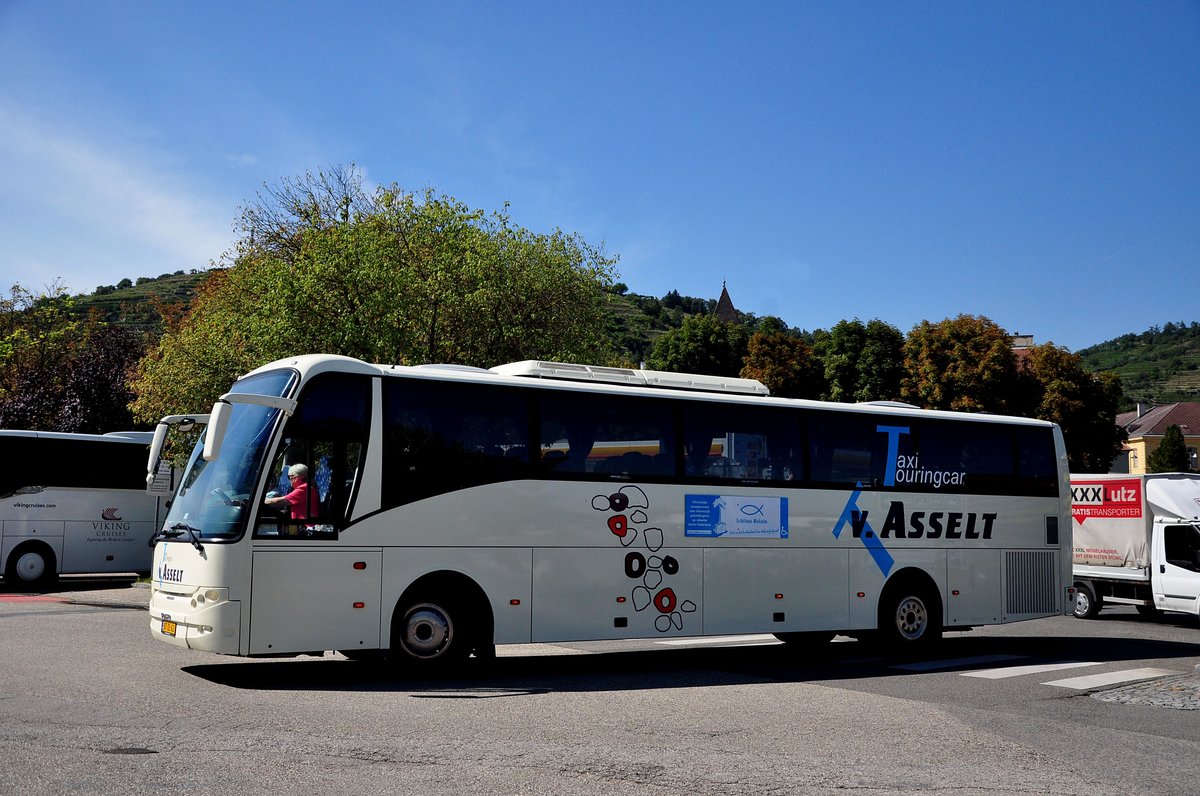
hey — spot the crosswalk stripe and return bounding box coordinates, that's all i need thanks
[891,654,1026,672]
[656,634,777,646]
[1042,667,1181,690]
[962,661,1099,679]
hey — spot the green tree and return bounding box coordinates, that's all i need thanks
[646,314,750,377]
[0,283,143,432]
[131,166,617,421]
[900,315,1017,412]
[821,318,904,403]
[1016,343,1126,472]
[1146,424,1191,473]
[740,331,825,398]
[857,319,905,402]
[822,319,866,402]
[1,283,80,429]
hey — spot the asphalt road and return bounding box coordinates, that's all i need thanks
[2,581,1198,796]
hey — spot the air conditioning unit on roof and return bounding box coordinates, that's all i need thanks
[490,360,770,396]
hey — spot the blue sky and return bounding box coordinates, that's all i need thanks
[1,1,1196,352]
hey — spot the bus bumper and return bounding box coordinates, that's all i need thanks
[150,592,242,655]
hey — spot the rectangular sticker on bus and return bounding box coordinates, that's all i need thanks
[684,495,788,538]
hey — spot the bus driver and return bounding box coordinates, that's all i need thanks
[264,463,320,520]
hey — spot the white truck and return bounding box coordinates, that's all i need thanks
[1070,472,1200,619]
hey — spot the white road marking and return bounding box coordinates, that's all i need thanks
[963,661,1100,679]
[1042,667,1181,690]
[495,643,588,656]
[656,634,778,646]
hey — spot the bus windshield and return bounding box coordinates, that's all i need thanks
[164,370,297,540]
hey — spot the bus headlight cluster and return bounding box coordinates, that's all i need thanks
[191,588,227,608]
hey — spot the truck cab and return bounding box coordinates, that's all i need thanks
[1154,519,1200,614]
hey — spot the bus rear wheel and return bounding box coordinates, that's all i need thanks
[392,595,472,666]
[878,581,941,649]
[5,543,58,591]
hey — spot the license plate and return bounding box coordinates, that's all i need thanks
[161,619,177,637]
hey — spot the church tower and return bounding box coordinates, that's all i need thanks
[714,281,738,323]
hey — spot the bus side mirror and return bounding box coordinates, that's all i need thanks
[204,400,233,462]
[146,423,170,485]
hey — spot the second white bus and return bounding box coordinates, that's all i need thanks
[148,355,1072,663]
[1,429,172,589]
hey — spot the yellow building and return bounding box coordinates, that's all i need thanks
[1113,402,1200,474]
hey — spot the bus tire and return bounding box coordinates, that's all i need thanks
[1072,582,1102,619]
[5,542,58,591]
[878,577,941,648]
[391,594,472,666]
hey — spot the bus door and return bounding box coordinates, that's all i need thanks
[247,373,380,655]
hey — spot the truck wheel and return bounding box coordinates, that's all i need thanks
[1072,583,1102,619]
[5,542,58,591]
[1135,604,1161,619]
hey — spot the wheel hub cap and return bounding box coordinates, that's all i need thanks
[403,605,452,658]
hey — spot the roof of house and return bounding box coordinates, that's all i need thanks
[1117,402,1200,437]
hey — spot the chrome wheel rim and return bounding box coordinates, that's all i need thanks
[895,596,928,641]
[401,603,453,659]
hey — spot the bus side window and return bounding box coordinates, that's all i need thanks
[1015,426,1060,497]
[538,392,675,480]
[382,380,531,508]
[681,403,803,483]
[808,413,889,488]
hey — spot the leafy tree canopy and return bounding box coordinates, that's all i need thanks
[0,283,142,432]
[740,331,824,399]
[818,318,904,403]
[131,166,617,421]
[901,314,1017,413]
[646,314,749,377]
[1016,343,1126,472]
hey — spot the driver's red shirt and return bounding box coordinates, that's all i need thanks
[280,480,320,520]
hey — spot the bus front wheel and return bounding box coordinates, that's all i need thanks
[392,595,471,666]
[5,542,58,591]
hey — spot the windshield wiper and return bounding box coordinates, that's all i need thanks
[163,523,206,553]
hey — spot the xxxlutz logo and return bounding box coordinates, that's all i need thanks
[101,507,122,521]
[1070,479,1142,525]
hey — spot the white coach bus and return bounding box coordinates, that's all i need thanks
[147,355,1072,663]
[1,429,173,589]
